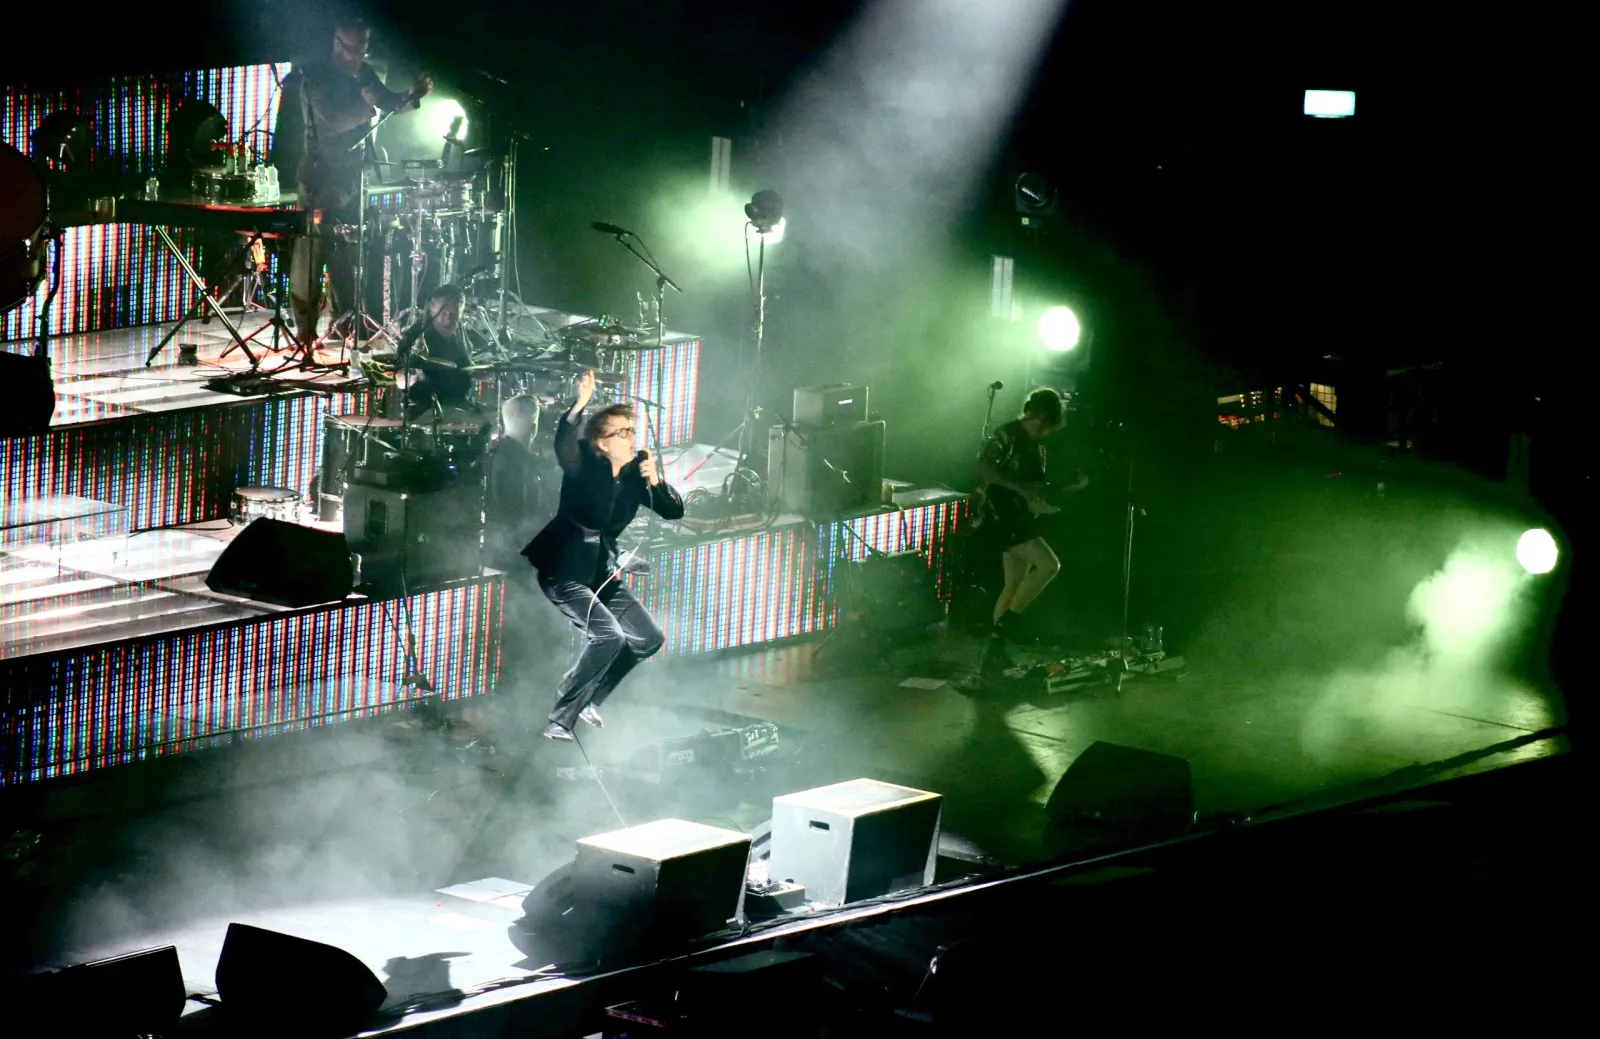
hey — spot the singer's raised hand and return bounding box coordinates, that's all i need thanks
[575,370,597,408]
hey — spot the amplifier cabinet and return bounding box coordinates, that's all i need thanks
[343,477,483,590]
[767,420,885,518]
[793,383,868,429]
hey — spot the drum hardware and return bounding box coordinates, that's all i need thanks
[1,139,50,316]
[0,140,57,432]
[522,359,624,384]
[230,486,302,525]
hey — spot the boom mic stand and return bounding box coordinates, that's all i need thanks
[597,226,681,528]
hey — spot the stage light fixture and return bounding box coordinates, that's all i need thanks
[1038,305,1081,352]
[431,98,467,141]
[1304,89,1356,118]
[29,111,95,169]
[745,189,784,233]
[1014,171,1056,216]
[1516,528,1558,575]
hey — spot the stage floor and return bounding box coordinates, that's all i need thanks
[1,522,274,659]
[21,303,697,429]
[5,615,1563,1020]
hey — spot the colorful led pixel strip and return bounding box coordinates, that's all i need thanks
[622,337,701,447]
[2,575,501,784]
[1,390,366,533]
[621,497,967,658]
[2,63,288,342]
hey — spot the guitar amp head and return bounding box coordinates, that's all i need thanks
[793,384,868,429]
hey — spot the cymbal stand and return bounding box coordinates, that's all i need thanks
[494,136,520,345]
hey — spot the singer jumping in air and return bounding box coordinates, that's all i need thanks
[521,370,684,741]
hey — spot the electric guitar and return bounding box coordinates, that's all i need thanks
[1027,472,1090,516]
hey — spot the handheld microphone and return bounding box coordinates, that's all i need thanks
[592,221,633,237]
[989,380,1004,391]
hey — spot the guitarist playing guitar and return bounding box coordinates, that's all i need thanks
[973,387,1089,643]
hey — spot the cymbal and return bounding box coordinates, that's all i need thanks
[534,359,625,382]
[558,320,647,343]
[402,354,465,372]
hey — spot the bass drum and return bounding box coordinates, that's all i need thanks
[1,140,48,314]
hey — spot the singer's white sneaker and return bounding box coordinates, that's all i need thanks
[579,705,604,728]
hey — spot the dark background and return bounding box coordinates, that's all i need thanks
[9,1,1581,456]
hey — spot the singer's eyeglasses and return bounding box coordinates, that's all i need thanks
[601,426,636,440]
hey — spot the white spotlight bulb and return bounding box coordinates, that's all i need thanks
[1038,305,1081,352]
[1516,528,1559,575]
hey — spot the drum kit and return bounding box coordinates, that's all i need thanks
[310,312,665,524]
[374,158,503,323]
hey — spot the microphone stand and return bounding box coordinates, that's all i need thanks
[979,382,1001,459]
[1116,423,1141,655]
[600,228,681,537]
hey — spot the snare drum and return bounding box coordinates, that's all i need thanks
[193,167,255,203]
[231,486,302,525]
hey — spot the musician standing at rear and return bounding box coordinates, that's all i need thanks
[289,17,431,346]
[973,387,1087,643]
[522,371,684,741]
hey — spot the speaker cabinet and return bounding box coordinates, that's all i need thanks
[1044,741,1193,832]
[767,420,885,518]
[0,349,56,435]
[204,518,352,607]
[769,778,941,907]
[572,818,752,943]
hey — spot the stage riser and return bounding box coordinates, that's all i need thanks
[626,499,966,657]
[2,577,501,785]
[0,393,377,533]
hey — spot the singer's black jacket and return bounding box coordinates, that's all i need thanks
[521,407,684,586]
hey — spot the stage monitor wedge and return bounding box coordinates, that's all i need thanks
[204,518,353,607]
[770,778,941,907]
[1044,741,1194,834]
